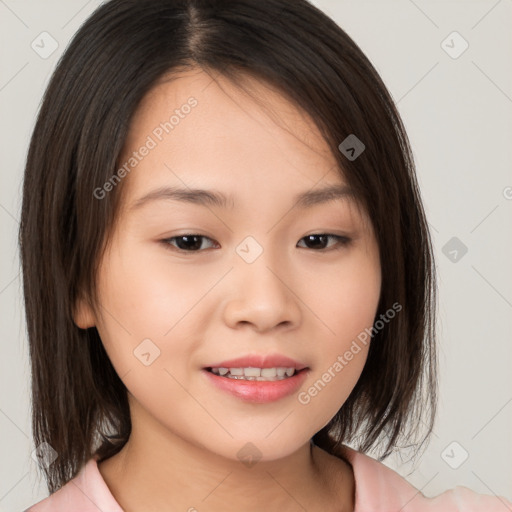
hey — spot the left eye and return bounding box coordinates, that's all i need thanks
[297,234,351,250]
[161,233,351,253]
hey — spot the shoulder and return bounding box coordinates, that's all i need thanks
[24,456,123,512]
[337,444,512,512]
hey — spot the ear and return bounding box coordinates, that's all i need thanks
[73,295,96,329]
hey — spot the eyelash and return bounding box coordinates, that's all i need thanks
[160,233,352,253]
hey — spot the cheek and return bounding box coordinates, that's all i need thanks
[93,243,194,377]
[96,240,215,338]
[93,249,207,422]
[298,350,368,437]
[296,245,380,422]
[297,316,372,433]
[306,245,381,343]
[93,238,236,397]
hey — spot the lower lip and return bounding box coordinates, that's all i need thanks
[202,368,309,403]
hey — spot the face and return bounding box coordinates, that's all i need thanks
[76,69,381,462]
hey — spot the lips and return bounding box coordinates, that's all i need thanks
[203,365,310,403]
[204,354,308,371]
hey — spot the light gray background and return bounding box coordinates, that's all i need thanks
[1,0,511,510]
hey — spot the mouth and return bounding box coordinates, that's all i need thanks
[202,365,310,403]
[204,366,308,382]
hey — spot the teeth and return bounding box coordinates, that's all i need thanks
[209,367,298,381]
[244,367,262,377]
[261,368,277,378]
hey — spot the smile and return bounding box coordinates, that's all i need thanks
[203,367,309,403]
[207,366,298,381]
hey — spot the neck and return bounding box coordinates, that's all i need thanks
[97,401,354,512]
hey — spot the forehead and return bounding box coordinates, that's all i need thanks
[124,68,331,157]
[117,68,349,212]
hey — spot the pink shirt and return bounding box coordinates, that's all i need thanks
[25,445,512,511]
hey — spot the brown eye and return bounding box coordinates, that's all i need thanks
[161,233,351,254]
[297,234,351,251]
[162,234,218,252]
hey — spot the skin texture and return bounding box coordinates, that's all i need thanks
[74,68,381,512]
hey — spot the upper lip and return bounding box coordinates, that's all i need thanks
[205,354,308,371]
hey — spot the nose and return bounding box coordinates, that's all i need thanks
[222,249,302,333]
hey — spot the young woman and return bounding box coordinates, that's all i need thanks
[20,1,511,510]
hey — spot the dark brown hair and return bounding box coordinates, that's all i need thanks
[19,0,437,494]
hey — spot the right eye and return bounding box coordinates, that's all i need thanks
[161,234,219,252]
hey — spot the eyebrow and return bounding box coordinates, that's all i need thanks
[129,184,358,211]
